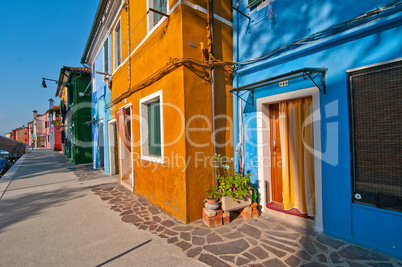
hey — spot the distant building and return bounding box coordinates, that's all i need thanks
[34,112,46,147]
[15,126,27,143]
[44,101,62,151]
[26,121,33,146]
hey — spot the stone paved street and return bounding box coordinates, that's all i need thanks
[91,182,402,267]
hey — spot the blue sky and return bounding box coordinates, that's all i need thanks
[0,1,98,136]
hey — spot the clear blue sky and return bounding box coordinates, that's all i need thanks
[0,0,99,136]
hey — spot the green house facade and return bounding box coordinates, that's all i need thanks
[56,66,92,164]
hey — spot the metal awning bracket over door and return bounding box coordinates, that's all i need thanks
[232,89,255,107]
[230,67,327,106]
[303,69,326,94]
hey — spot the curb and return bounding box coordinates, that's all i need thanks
[0,154,28,199]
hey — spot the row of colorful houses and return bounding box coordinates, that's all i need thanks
[10,0,401,259]
[5,99,63,151]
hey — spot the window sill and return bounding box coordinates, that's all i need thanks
[141,155,164,164]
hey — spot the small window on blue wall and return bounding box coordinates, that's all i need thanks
[248,0,262,9]
[104,39,108,73]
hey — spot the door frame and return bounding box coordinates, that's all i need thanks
[256,87,323,231]
[108,119,118,175]
[118,104,134,188]
[99,122,105,169]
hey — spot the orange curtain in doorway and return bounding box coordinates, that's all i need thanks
[115,109,131,152]
[279,97,315,216]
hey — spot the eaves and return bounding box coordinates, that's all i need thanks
[81,0,123,66]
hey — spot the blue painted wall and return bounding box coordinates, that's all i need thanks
[92,35,112,174]
[233,0,402,258]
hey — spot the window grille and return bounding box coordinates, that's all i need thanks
[349,60,402,212]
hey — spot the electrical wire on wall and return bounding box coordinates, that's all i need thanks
[232,0,402,71]
[109,57,214,106]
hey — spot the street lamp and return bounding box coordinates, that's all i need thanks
[41,77,72,88]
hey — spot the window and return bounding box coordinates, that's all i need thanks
[248,0,262,9]
[113,20,121,70]
[103,39,108,73]
[92,63,96,93]
[147,101,161,156]
[349,60,402,212]
[140,90,163,162]
[148,0,168,30]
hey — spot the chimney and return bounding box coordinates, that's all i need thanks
[48,98,54,109]
[33,110,38,119]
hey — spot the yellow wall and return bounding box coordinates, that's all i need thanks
[110,0,232,223]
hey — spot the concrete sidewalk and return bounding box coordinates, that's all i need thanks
[0,148,205,266]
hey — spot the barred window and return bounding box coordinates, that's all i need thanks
[349,60,402,212]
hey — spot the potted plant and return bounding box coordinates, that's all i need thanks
[213,154,253,212]
[204,186,220,210]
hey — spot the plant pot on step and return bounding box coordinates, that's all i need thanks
[204,198,220,210]
[221,191,252,212]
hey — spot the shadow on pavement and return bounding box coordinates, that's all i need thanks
[0,187,86,233]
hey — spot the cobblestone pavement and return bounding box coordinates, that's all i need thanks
[56,154,110,181]
[90,182,402,267]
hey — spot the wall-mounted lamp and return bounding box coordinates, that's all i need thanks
[41,77,72,88]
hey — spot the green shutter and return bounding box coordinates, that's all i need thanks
[148,101,161,156]
[104,39,108,73]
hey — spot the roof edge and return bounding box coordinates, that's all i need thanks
[81,0,109,65]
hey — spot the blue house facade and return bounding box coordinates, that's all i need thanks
[81,0,121,175]
[91,40,112,173]
[232,0,401,258]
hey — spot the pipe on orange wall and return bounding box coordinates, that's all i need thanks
[126,0,131,93]
[207,0,218,187]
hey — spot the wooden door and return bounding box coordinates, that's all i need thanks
[270,104,283,203]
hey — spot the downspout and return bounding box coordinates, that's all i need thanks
[237,7,245,176]
[233,1,239,174]
[207,0,218,187]
[126,0,131,92]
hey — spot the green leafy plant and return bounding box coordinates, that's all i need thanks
[213,154,252,200]
[205,186,220,199]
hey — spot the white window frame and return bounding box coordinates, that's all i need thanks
[113,19,121,71]
[146,0,169,32]
[139,90,164,163]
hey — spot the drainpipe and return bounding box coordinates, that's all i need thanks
[207,0,218,187]
[126,0,131,92]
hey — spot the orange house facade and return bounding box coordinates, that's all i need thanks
[82,0,233,223]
